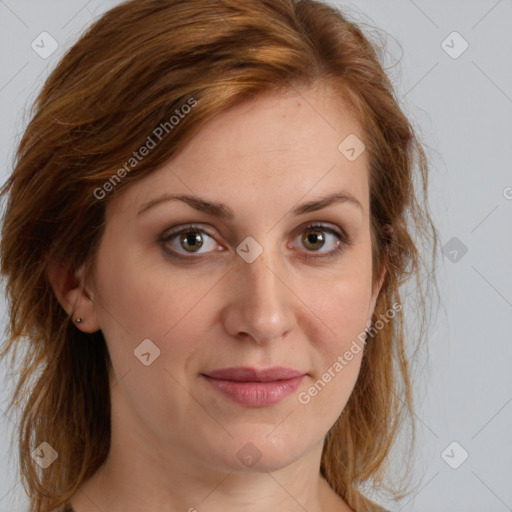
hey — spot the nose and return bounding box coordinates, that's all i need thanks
[221,247,296,345]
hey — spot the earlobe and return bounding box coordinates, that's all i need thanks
[46,261,101,333]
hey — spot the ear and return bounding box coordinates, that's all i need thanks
[46,261,101,333]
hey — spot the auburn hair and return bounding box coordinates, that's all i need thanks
[0,1,438,511]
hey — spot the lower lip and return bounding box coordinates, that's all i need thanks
[202,375,304,407]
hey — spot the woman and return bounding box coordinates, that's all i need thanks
[0,0,438,511]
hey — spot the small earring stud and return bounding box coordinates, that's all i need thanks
[75,317,83,324]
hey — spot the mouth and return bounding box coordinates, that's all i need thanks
[201,366,306,407]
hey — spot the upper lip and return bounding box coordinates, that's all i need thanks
[202,367,305,382]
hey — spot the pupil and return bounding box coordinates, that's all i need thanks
[305,230,324,250]
[182,231,202,252]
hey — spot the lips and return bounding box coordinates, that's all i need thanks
[201,366,306,407]
[203,366,305,382]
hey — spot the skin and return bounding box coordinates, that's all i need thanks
[48,81,385,512]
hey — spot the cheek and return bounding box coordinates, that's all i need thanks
[90,240,219,399]
[91,245,214,430]
[299,258,374,348]
[305,278,372,385]
[93,239,212,341]
[292,274,373,426]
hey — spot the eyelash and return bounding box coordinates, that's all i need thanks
[159,222,352,262]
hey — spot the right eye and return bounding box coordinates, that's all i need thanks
[160,224,224,259]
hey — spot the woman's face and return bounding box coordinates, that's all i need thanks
[87,83,384,473]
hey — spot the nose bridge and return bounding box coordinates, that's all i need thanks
[246,249,282,308]
[225,242,295,344]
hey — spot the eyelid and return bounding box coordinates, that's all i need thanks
[160,222,213,238]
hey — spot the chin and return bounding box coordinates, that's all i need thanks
[201,431,311,473]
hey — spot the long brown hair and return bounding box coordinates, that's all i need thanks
[0,1,438,511]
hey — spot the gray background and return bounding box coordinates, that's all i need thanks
[0,1,511,511]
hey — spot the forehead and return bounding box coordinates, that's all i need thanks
[108,82,369,220]
[179,82,364,165]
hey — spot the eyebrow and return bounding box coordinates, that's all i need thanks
[137,191,363,218]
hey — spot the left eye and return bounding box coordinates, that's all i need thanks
[160,223,347,259]
[294,224,344,254]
